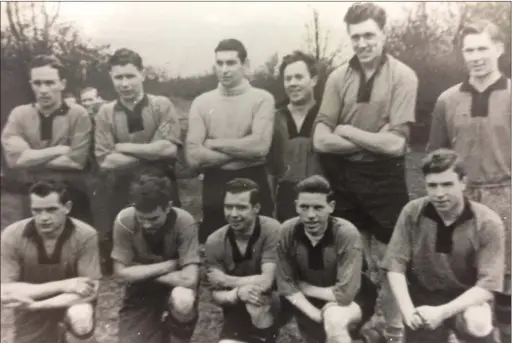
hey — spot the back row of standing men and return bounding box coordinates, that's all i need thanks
[1,2,510,343]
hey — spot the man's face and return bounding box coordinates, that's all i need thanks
[30,192,71,236]
[462,32,503,79]
[224,191,260,232]
[30,66,66,109]
[215,51,246,88]
[295,192,334,237]
[135,205,169,233]
[283,61,317,106]
[109,63,145,102]
[348,19,386,66]
[80,89,103,115]
[425,168,466,213]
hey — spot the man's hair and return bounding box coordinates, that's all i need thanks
[215,39,248,63]
[279,50,318,78]
[130,172,172,212]
[344,2,387,30]
[224,178,260,206]
[295,175,334,201]
[458,19,504,46]
[108,48,143,71]
[80,87,99,97]
[29,180,70,204]
[28,55,67,79]
[421,149,466,179]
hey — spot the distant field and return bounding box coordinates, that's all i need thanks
[0,150,427,343]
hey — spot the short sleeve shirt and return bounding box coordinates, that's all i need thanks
[111,206,200,268]
[382,197,505,293]
[1,102,92,183]
[276,217,363,305]
[94,94,182,167]
[316,54,418,161]
[427,77,511,185]
[204,216,281,279]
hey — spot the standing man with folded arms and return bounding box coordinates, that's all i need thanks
[312,3,418,342]
[111,172,200,343]
[1,180,101,343]
[94,48,183,273]
[427,20,511,343]
[186,39,275,243]
[1,55,93,224]
[382,149,504,343]
[268,51,323,222]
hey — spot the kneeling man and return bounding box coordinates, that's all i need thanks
[383,149,505,343]
[205,178,282,343]
[111,172,200,343]
[1,180,101,343]
[276,175,376,343]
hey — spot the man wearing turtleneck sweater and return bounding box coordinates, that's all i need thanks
[268,51,323,222]
[186,39,275,243]
[427,20,511,343]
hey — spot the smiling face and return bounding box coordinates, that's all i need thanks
[462,31,503,79]
[425,167,466,214]
[109,63,145,102]
[348,18,386,66]
[30,66,66,109]
[283,60,317,106]
[295,192,335,237]
[224,191,260,233]
[215,51,246,89]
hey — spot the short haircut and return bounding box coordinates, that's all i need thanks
[295,175,334,201]
[29,180,70,204]
[28,55,67,79]
[224,178,260,206]
[458,19,504,46]
[344,2,387,30]
[130,172,172,212]
[80,87,99,97]
[279,50,318,78]
[108,48,143,71]
[421,149,466,179]
[215,39,248,63]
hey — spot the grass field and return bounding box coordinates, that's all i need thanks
[0,151,427,343]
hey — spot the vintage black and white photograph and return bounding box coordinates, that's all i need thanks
[0,1,510,343]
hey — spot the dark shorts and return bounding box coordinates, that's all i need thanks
[407,283,479,342]
[287,274,377,343]
[220,292,285,343]
[200,164,274,243]
[319,155,409,244]
[118,282,197,343]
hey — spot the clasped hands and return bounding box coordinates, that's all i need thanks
[405,305,448,331]
[206,268,269,307]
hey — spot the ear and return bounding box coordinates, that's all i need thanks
[165,201,174,213]
[311,74,319,88]
[253,202,261,214]
[243,58,251,71]
[460,176,467,192]
[64,200,73,214]
[61,79,67,90]
[328,200,336,214]
[496,42,505,58]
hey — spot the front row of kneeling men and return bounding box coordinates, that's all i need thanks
[1,148,507,343]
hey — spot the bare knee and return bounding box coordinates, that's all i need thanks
[169,287,196,317]
[65,303,95,337]
[323,303,361,333]
[459,303,493,337]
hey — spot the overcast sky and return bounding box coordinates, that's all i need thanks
[2,2,413,76]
